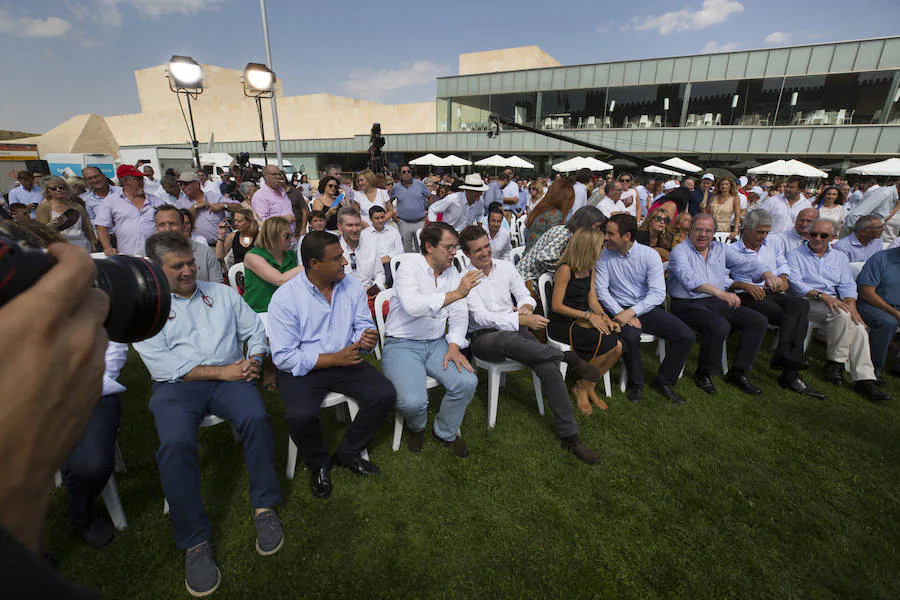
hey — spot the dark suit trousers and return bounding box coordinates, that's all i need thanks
[740,292,809,362]
[616,307,696,387]
[670,296,768,375]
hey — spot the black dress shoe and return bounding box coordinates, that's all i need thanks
[431,431,470,458]
[78,514,115,549]
[560,435,601,464]
[769,354,809,371]
[824,361,845,385]
[407,429,425,454]
[778,375,826,399]
[625,385,643,403]
[874,373,886,387]
[854,380,892,402]
[309,466,332,499]
[332,454,381,477]
[652,382,687,405]
[692,372,716,395]
[724,371,762,395]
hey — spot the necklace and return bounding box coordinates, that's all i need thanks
[241,235,252,245]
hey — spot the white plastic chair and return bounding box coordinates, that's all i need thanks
[713,232,733,244]
[227,262,244,290]
[55,442,128,530]
[685,114,697,127]
[286,393,369,479]
[510,246,526,267]
[618,333,665,393]
[474,356,544,429]
[517,218,527,248]
[809,109,826,125]
[638,115,650,128]
[602,116,612,128]
[537,274,612,397]
[374,289,442,451]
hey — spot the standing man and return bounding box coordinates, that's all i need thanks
[133,232,283,597]
[389,163,431,252]
[178,172,240,246]
[844,179,899,232]
[690,173,715,216]
[570,168,591,219]
[268,231,396,499]
[596,214,696,404]
[501,170,520,220]
[94,165,162,256]
[482,172,504,210]
[856,244,900,379]
[381,223,481,457]
[427,174,488,232]
[668,214,774,395]
[786,219,890,401]
[81,166,121,222]
[154,205,223,283]
[141,164,164,198]
[251,166,295,226]
[360,205,403,287]
[485,205,512,261]
[833,216,885,263]
[458,225,600,463]
[725,210,823,398]
[754,175,809,233]
[197,170,222,199]
[7,171,43,213]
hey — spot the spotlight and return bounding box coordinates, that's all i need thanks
[167,55,203,89]
[243,63,276,96]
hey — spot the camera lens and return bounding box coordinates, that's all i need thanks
[94,256,171,343]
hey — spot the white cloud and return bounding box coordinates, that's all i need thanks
[765,31,791,44]
[628,0,744,35]
[131,0,226,18]
[343,61,451,100]
[701,41,740,53]
[0,12,73,38]
[67,0,224,28]
[595,21,615,34]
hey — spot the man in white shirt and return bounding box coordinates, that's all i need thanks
[198,170,223,199]
[141,164,164,198]
[337,207,385,303]
[501,170,520,218]
[569,168,591,219]
[485,206,512,261]
[381,222,482,458]
[457,225,600,464]
[844,178,899,232]
[754,175,810,232]
[360,205,403,286]
[427,174,488,232]
[597,181,626,218]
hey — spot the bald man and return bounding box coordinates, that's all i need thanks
[251,166,295,225]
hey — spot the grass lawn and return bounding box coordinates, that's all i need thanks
[44,334,900,599]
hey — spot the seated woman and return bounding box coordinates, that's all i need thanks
[548,228,623,416]
[634,207,675,262]
[524,179,575,251]
[35,175,97,252]
[243,216,303,314]
[215,207,259,265]
[312,175,352,231]
[671,212,692,248]
[815,185,846,227]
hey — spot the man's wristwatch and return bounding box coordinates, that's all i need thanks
[250,355,264,365]
[813,292,823,301]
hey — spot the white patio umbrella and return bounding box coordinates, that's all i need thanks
[582,157,614,172]
[441,154,472,167]
[552,156,613,172]
[505,155,535,169]
[846,158,900,176]
[409,153,443,166]
[474,154,508,167]
[748,159,827,178]
[552,157,585,172]
[644,157,703,176]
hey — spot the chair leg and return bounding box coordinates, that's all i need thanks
[163,498,169,515]
[803,324,816,352]
[531,371,545,416]
[559,362,568,379]
[54,471,62,489]
[101,475,127,531]
[392,413,404,452]
[658,339,666,364]
[343,400,370,461]
[487,368,501,429]
[619,361,627,393]
[114,442,126,474]
[722,345,728,375]
[286,437,298,480]
[770,330,780,351]
[603,372,612,398]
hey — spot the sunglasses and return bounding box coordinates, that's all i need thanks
[400,170,411,174]
[619,178,631,183]
[326,183,337,189]
[653,216,671,223]
[47,185,64,191]
[808,232,831,239]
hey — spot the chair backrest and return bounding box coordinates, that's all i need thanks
[90,251,107,259]
[228,262,245,293]
[602,116,612,127]
[686,114,696,126]
[703,113,713,124]
[510,245,525,267]
[374,288,394,346]
[390,253,415,283]
[517,219,527,247]
[587,116,596,127]
[537,273,554,318]
[849,261,865,281]
[713,232,731,244]
[835,108,846,121]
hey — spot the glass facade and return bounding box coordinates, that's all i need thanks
[450,93,537,131]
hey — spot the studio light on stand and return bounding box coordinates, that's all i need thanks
[243,62,277,164]
[166,55,204,168]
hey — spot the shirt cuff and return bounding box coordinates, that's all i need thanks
[446,333,469,350]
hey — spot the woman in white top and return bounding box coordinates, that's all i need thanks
[814,185,846,227]
[354,168,393,227]
[35,175,97,252]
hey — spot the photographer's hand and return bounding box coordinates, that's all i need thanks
[0,243,109,553]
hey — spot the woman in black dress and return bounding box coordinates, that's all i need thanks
[549,229,623,415]
[215,207,258,264]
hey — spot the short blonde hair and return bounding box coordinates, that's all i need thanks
[560,229,604,273]
[356,169,377,190]
[529,180,544,197]
[257,216,291,252]
[42,175,73,201]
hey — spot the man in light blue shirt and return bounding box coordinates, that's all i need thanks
[80,166,121,223]
[844,179,899,231]
[8,171,43,210]
[267,231,395,500]
[771,207,817,256]
[668,214,773,395]
[596,214,695,404]
[833,215,884,263]
[132,232,283,597]
[786,219,889,401]
[389,163,431,252]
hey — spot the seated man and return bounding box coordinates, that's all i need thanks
[336,207,385,306]
[458,225,600,463]
[772,207,818,254]
[786,219,890,401]
[668,214,775,395]
[485,205,512,262]
[133,232,283,597]
[596,214,696,404]
[381,222,481,457]
[154,205,223,283]
[857,244,900,379]
[360,205,403,286]
[725,210,823,398]
[268,231,396,500]
[833,215,884,263]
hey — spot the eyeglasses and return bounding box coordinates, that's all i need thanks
[529,187,538,191]
[653,216,671,223]
[441,243,459,252]
[808,232,831,239]
[400,170,411,174]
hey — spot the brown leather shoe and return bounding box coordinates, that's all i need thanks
[407,429,425,454]
[432,431,470,458]
[561,435,601,464]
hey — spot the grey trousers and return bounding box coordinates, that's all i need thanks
[471,327,578,438]
[397,218,425,253]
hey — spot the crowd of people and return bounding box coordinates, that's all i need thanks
[1,158,899,598]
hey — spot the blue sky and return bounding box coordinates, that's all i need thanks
[1,0,898,133]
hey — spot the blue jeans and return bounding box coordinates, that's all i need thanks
[149,381,282,549]
[381,337,478,441]
[857,301,900,372]
[62,394,121,530]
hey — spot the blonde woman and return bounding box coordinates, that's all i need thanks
[527,180,545,211]
[703,177,742,239]
[635,207,676,262]
[243,217,302,313]
[354,168,393,226]
[215,207,259,264]
[548,229,623,415]
[35,175,97,252]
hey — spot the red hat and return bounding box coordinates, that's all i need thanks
[116,164,144,180]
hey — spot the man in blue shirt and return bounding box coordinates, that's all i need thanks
[726,210,823,399]
[267,231,396,500]
[786,219,890,402]
[856,246,900,379]
[389,163,431,252]
[668,214,774,395]
[7,171,43,212]
[596,214,696,404]
[833,215,884,263]
[133,232,283,597]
